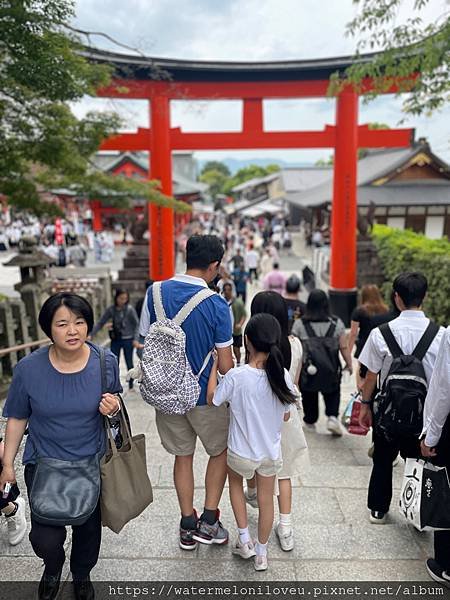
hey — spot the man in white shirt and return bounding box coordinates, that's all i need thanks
[420,327,450,586]
[245,244,259,282]
[359,272,444,525]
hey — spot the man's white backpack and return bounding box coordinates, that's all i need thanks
[140,281,216,415]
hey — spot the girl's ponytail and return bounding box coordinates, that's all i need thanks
[266,344,297,406]
[245,313,297,406]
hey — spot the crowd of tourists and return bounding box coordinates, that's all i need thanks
[0,212,118,267]
[1,227,450,597]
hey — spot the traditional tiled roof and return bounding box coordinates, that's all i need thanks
[285,144,450,208]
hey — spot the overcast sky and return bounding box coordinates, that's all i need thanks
[72,0,450,164]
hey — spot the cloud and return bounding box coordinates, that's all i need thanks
[72,0,450,163]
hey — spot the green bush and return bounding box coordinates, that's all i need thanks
[372,225,450,326]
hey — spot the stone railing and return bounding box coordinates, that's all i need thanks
[0,269,112,378]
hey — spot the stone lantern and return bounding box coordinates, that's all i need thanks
[3,237,53,339]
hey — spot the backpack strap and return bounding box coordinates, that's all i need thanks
[325,318,337,338]
[412,321,440,362]
[379,323,403,359]
[173,287,216,327]
[152,281,166,322]
[99,346,108,394]
[301,319,317,339]
[197,349,213,379]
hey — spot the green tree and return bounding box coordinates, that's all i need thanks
[200,161,230,177]
[315,156,334,166]
[329,0,450,116]
[0,0,188,216]
[199,169,228,199]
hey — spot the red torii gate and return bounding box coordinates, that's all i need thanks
[89,49,414,321]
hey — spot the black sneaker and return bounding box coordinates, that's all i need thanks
[192,509,229,545]
[38,569,62,600]
[426,558,450,588]
[179,510,198,551]
[369,510,387,524]
[73,575,95,600]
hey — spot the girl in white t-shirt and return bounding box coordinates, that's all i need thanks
[207,313,298,571]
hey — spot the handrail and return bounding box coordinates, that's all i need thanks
[0,339,50,358]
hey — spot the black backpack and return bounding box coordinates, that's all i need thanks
[300,318,341,394]
[374,321,439,441]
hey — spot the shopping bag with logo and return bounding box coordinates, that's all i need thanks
[399,458,450,531]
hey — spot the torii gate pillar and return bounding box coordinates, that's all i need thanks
[149,95,174,281]
[329,89,359,324]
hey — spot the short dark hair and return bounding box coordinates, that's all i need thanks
[286,275,301,294]
[38,293,94,339]
[393,272,428,308]
[186,235,224,270]
[222,282,233,291]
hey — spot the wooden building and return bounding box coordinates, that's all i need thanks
[286,142,450,239]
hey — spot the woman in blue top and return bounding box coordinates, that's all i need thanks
[0,293,122,600]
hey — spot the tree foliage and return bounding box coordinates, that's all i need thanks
[199,161,280,198]
[372,224,450,325]
[200,161,230,177]
[223,164,280,195]
[329,0,450,116]
[199,169,229,199]
[0,0,189,216]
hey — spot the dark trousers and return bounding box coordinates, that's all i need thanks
[236,290,247,304]
[301,388,340,424]
[110,338,134,371]
[368,431,421,513]
[24,464,102,578]
[431,415,450,570]
[249,268,258,282]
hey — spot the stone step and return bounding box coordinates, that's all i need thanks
[118,268,149,280]
[123,258,149,269]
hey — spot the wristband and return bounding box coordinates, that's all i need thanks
[360,399,372,405]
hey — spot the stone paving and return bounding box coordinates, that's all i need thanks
[0,235,434,588]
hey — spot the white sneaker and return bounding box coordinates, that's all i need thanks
[244,489,258,509]
[254,554,268,571]
[6,497,27,546]
[232,538,256,559]
[327,416,343,436]
[303,422,316,431]
[275,522,294,551]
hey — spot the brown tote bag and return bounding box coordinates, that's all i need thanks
[100,403,153,533]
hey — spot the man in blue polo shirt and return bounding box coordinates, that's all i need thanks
[139,235,234,551]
